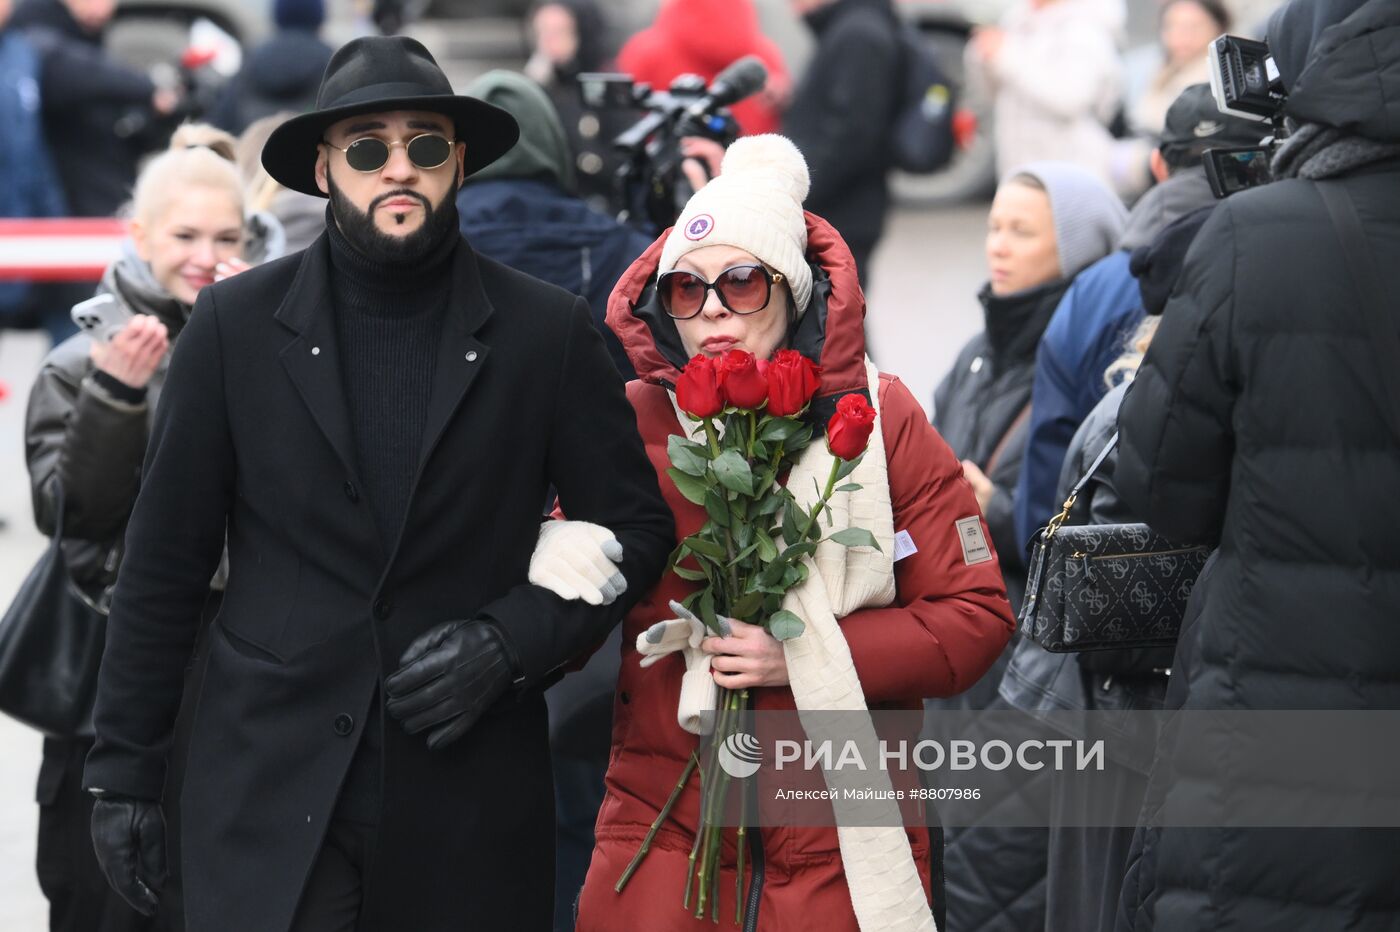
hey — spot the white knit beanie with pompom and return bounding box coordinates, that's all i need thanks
[658,134,814,316]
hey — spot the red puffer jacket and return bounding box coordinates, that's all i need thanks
[576,214,1014,931]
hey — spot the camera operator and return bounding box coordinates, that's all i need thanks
[1114,1,1400,928]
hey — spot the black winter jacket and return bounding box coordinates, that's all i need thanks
[23,253,218,612]
[1115,1,1400,928]
[783,0,901,251]
[933,279,1068,612]
[11,0,158,217]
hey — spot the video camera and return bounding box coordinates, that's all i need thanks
[1203,35,1288,198]
[578,56,769,230]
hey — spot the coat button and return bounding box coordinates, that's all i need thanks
[373,598,392,620]
[343,482,359,503]
[333,714,354,736]
[465,351,478,362]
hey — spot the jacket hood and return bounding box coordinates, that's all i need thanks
[245,32,333,98]
[607,212,869,398]
[462,70,576,192]
[1118,167,1217,252]
[651,0,771,72]
[541,0,612,74]
[1270,0,1400,140]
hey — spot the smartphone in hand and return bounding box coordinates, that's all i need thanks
[71,294,133,343]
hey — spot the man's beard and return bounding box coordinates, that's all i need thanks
[327,169,460,264]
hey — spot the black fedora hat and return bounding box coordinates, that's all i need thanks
[262,35,520,197]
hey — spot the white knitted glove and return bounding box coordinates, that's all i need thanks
[637,600,731,735]
[528,520,626,606]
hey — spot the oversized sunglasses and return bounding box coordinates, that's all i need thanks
[657,265,785,320]
[322,133,455,173]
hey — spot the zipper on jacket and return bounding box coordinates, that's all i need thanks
[742,783,765,932]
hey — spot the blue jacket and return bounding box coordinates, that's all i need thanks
[459,178,650,382]
[1012,250,1142,545]
[0,28,66,315]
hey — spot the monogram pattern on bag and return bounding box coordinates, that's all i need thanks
[1017,523,1209,653]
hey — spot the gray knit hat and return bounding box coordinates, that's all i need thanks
[1004,162,1128,280]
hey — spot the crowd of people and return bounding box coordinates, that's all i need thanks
[0,0,1398,931]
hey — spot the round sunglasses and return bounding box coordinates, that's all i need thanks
[322,133,455,173]
[657,265,785,320]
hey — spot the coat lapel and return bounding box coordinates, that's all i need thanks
[274,235,364,491]
[414,241,495,474]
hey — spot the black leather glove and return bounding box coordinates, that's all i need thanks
[90,794,166,917]
[385,620,519,750]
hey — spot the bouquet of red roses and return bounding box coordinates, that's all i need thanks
[616,348,879,922]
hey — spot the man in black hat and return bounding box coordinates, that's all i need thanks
[80,35,672,932]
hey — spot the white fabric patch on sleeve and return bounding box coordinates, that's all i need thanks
[893,529,918,562]
[955,516,994,565]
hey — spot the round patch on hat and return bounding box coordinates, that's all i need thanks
[684,214,715,241]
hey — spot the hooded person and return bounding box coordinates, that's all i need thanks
[208,0,335,136]
[523,0,629,211]
[926,159,1126,932]
[572,133,1015,932]
[1114,1,1400,928]
[457,69,649,381]
[1011,83,1263,581]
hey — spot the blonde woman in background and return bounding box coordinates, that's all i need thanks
[24,124,251,932]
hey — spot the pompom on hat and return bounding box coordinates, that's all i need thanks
[658,134,815,316]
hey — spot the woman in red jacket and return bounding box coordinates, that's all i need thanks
[573,135,1014,931]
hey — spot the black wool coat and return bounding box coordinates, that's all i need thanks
[83,232,674,932]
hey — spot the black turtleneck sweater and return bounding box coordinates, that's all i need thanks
[325,211,457,825]
[326,213,455,546]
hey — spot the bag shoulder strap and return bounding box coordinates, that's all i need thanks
[985,401,1032,476]
[1317,182,1400,442]
[1044,431,1118,537]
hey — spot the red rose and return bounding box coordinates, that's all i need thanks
[676,354,723,418]
[826,393,877,460]
[766,349,822,417]
[717,350,769,410]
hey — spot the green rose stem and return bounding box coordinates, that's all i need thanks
[694,686,735,917]
[734,690,751,924]
[703,417,741,605]
[798,457,844,543]
[615,751,699,893]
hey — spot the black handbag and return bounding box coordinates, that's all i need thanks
[0,485,106,737]
[1019,434,1211,653]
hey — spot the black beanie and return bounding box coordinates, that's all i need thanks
[1131,206,1216,316]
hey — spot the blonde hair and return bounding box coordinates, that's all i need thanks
[130,123,244,229]
[1105,316,1162,388]
[235,111,298,215]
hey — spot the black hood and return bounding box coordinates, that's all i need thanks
[1268,0,1400,140]
[245,31,333,99]
[541,0,612,75]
